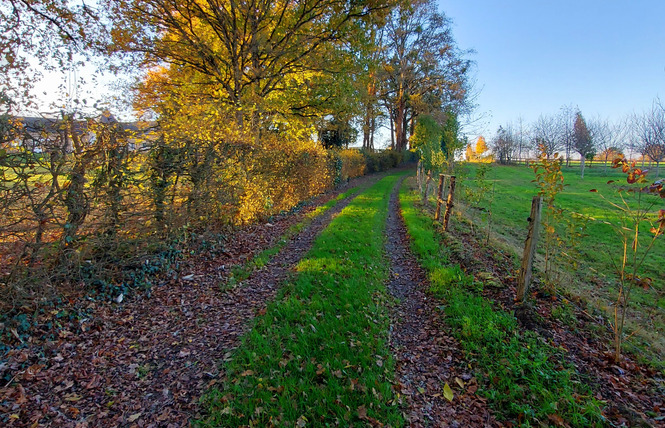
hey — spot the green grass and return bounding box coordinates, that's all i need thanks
[197,174,405,427]
[400,178,605,426]
[226,187,362,287]
[454,162,665,365]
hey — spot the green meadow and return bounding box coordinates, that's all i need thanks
[455,162,665,364]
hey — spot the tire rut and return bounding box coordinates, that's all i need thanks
[386,177,497,427]
[2,175,383,428]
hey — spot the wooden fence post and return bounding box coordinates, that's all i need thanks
[434,174,445,221]
[422,171,432,203]
[516,196,542,302]
[442,175,456,231]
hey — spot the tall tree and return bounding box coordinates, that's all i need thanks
[107,0,392,135]
[360,26,385,151]
[379,0,470,151]
[573,111,594,178]
[589,117,625,173]
[475,135,488,158]
[492,125,517,164]
[440,107,464,171]
[515,115,529,161]
[558,104,576,166]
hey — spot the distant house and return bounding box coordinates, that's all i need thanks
[8,113,157,154]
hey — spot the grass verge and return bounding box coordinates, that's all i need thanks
[197,174,404,427]
[226,187,361,286]
[454,163,665,363]
[399,178,605,426]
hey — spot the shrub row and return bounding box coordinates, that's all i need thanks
[0,115,403,309]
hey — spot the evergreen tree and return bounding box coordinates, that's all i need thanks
[573,111,594,178]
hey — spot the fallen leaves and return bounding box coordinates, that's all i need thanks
[296,415,308,427]
[0,182,365,427]
[127,412,142,422]
[384,186,496,425]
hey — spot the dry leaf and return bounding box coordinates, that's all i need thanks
[443,383,454,402]
[128,412,142,422]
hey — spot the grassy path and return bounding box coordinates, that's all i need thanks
[399,177,605,426]
[226,186,362,286]
[197,173,405,426]
[385,177,496,426]
[0,174,381,427]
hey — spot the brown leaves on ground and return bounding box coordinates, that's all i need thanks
[385,181,497,427]
[0,175,379,427]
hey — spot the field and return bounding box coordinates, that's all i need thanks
[454,162,665,364]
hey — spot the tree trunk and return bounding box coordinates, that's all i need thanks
[604,156,609,175]
[395,99,406,151]
[369,115,375,151]
[62,117,92,250]
[401,109,409,151]
[389,108,395,151]
[580,155,586,179]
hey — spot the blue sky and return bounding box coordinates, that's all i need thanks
[440,0,665,139]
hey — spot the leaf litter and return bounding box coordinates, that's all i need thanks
[385,179,497,427]
[0,174,381,427]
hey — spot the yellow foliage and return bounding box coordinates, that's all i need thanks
[466,137,493,163]
[231,140,335,225]
[338,149,366,181]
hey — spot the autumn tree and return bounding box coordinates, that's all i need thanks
[411,114,442,173]
[379,0,470,152]
[589,117,625,173]
[475,136,488,159]
[106,0,393,137]
[318,116,357,149]
[440,107,464,171]
[360,26,386,151]
[573,111,594,178]
[465,143,475,161]
[515,116,530,161]
[492,125,517,164]
[558,104,576,166]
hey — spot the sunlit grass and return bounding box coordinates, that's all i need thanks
[455,162,665,366]
[226,187,361,286]
[197,173,406,427]
[400,178,605,425]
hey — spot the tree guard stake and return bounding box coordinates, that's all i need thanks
[517,196,542,302]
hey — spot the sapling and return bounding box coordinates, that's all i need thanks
[531,145,588,296]
[590,157,664,362]
[531,146,565,295]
